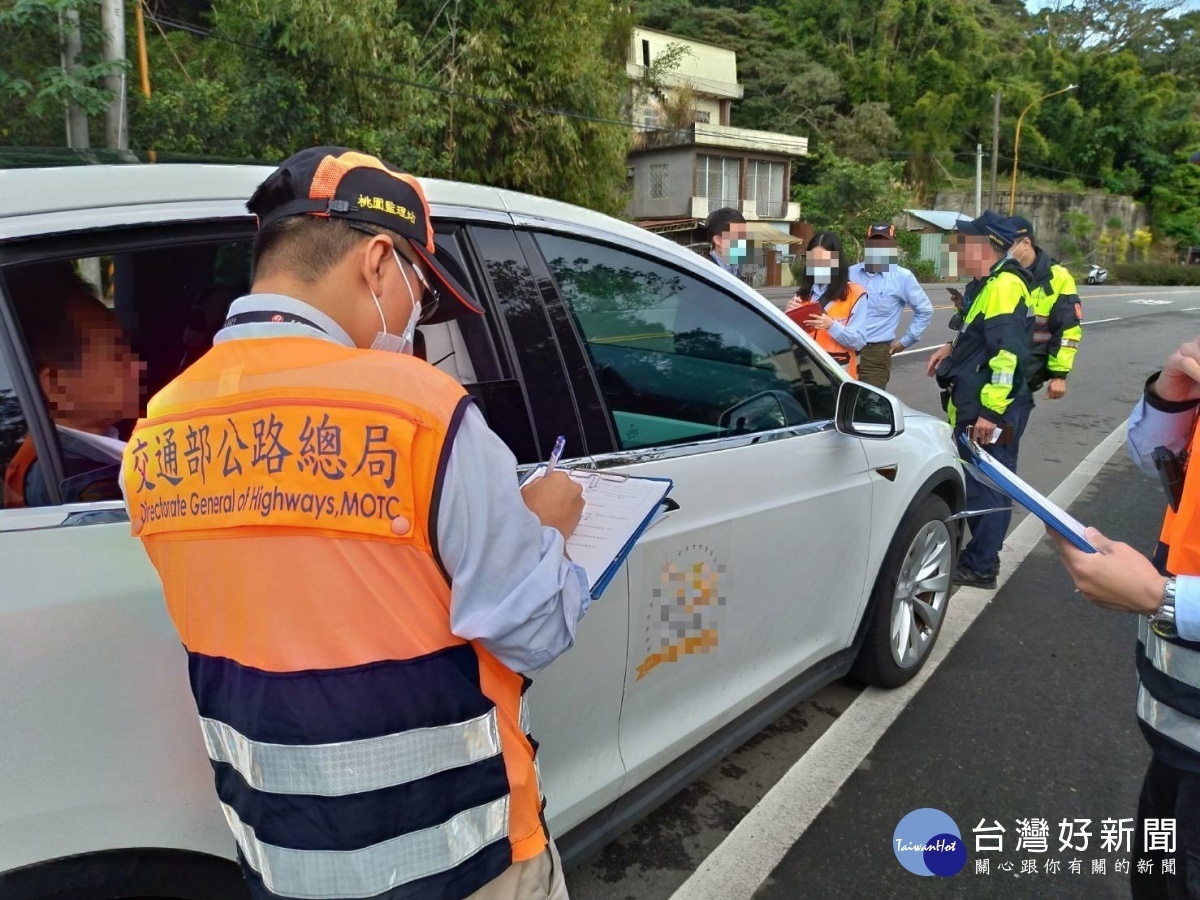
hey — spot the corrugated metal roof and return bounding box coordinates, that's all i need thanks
[905,209,973,231]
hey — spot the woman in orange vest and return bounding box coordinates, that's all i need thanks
[786,231,869,378]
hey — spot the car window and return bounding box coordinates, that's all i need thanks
[532,232,838,450]
[0,238,253,509]
[0,328,49,509]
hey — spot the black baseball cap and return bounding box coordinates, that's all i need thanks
[1009,216,1035,242]
[956,210,1017,250]
[866,222,896,241]
[252,147,483,319]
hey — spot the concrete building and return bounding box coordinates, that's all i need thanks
[626,27,808,286]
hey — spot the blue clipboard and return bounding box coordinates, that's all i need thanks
[590,477,675,600]
[521,466,675,598]
[958,434,1098,553]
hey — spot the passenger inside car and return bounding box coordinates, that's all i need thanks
[3,262,144,507]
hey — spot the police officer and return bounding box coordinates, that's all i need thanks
[926,211,1034,589]
[1051,336,1200,898]
[1008,216,1083,400]
[122,148,587,900]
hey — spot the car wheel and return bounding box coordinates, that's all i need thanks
[850,495,955,688]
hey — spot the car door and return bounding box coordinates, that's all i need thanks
[0,236,244,874]
[523,229,876,791]
[459,224,630,837]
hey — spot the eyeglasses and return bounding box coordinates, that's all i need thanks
[351,224,441,322]
[407,260,441,324]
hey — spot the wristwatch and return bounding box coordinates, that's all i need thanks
[1149,577,1179,639]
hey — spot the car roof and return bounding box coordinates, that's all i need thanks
[0,164,669,253]
[0,164,806,345]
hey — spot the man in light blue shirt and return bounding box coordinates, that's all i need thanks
[847,222,934,390]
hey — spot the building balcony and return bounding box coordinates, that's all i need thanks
[632,122,809,157]
[688,197,800,222]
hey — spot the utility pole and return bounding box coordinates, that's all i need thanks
[101,0,128,150]
[60,10,89,149]
[975,143,983,216]
[988,90,1001,211]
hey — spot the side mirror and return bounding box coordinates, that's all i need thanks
[835,381,905,439]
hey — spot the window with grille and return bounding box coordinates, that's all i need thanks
[694,155,741,213]
[650,164,669,199]
[746,160,787,218]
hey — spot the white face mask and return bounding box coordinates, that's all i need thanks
[369,249,423,355]
[807,265,834,285]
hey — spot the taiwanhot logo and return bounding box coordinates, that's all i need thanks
[893,808,967,877]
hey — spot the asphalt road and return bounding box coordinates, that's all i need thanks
[565,284,1200,899]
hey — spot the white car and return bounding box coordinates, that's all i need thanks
[0,163,964,897]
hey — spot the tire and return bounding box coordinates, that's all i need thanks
[850,494,956,688]
[1087,276,1095,284]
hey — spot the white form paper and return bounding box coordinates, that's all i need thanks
[524,466,671,590]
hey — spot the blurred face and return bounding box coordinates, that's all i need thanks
[864,238,898,271]
[806,245,839,284]
[42,296,144,430]
[959,235,997,278]
[714,222,748,261]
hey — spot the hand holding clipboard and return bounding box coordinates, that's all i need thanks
[958,434,1097,553]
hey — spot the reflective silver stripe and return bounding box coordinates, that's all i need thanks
[1061,339,1080,348]
[519,695,531,736]
[990,372,1014,385]
[223,795,510,899]
[1033,333,1050,343]
[1140,620,1200,690]
[1035,315,1049,324]
[1137,685,1200,753]
[201,709,501,796]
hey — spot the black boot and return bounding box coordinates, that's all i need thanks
[953,564,997,589]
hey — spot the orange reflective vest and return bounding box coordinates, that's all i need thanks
[123,336,545,900]
[811,283,865,379]
[1159,414,1200,574]
[3,437,36,508]
[1144,411,1200,772]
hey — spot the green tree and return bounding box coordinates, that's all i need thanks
[793,149,909,252]
[128,0,635,213]
[1132,225,1154,261]
[0,0,123,147]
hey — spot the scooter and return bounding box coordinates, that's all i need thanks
[1086,263,1109,285]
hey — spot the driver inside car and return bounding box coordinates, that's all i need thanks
[3,261,144,508]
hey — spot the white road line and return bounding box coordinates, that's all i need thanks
[670,421,1130,900]
[896,315,1124,358]
[1184,307,1200,312]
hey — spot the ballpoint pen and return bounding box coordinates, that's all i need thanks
[546,435,566,476]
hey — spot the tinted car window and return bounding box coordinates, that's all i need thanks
[532,233,837,450]
[0,323,47,509]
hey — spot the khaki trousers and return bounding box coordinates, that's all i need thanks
[466,838,569,900]
[857,342,893,390]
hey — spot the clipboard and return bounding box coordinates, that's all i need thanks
[522,466,676,598]
[958,434,1097,553]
